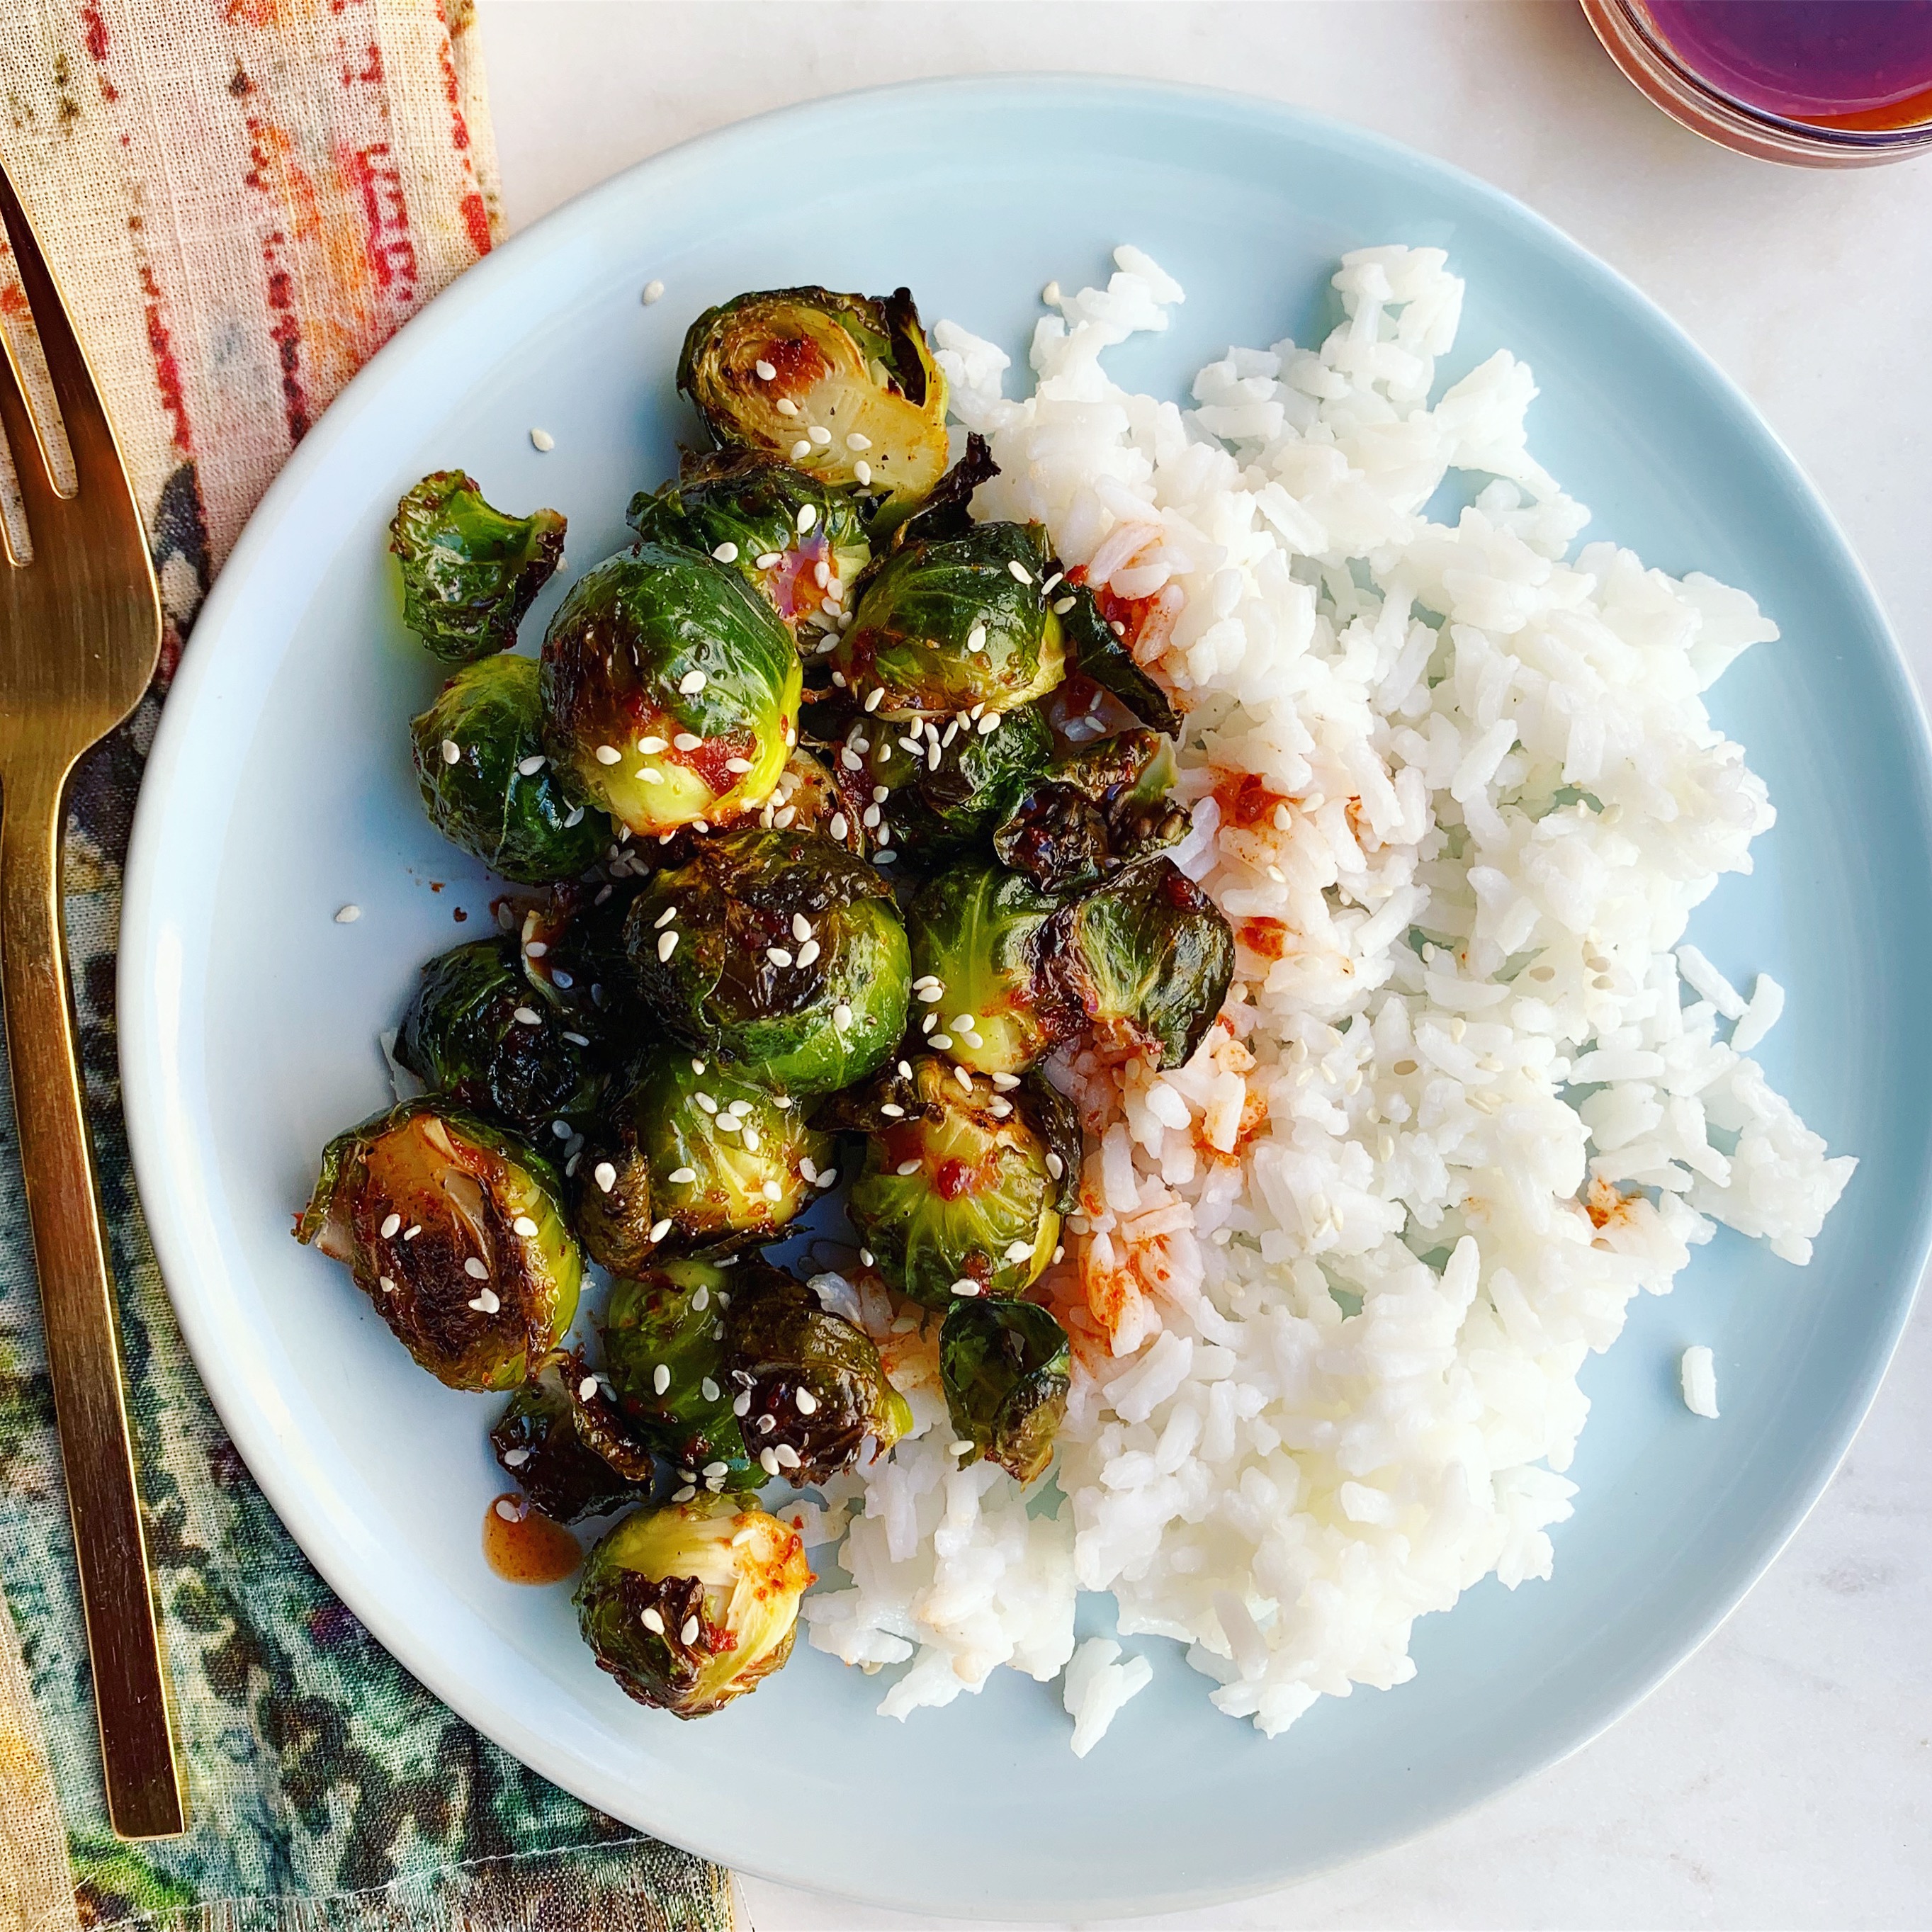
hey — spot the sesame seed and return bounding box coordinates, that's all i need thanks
[949,1439,976,1457]
[648,1217,673,1241]
[513,1005,542,1027]
[915,983,944,1002]
[988,1098,1011,1117]
[693,1285,711,1311]
[862,805,880,830]
[954,1064,973,1093]
[895,1158,921,1177]
[715,1112,742,1134]
[756,551,782,569]
[495,1498,523,1523]
[977,713,1000,735]
[1046,1152,1065,1180]
[742,1126,762,1152]
[502,1447,531,1469]
[1005,1240,1034,1262]
[691,1058,706,1073]
[594,744,621,765]
[378,1275,397,1294]
[694,1092,718,1114]
[679,670,708,694]
[593,1160,617,1192]
[402,1224,422,1241]
[815,1168,837,1187]
[642,279,665,304]
[1053,596,1076,615]
[579,1376,599,1401]
[922,1013,937,1034]
[655,905,679,929]
[808,424,831,446]
[563,1030,589,1046]
[512,1214,539,1237]
[529,428,555,451]
[668,1165,697,1185]
[800,1157,818,1183]
[468,1287,500,1314]
[951,1278,982,1298]
[774,805,797,826]
[637,767,662,784]
[725,756,753,774]
[759,1447,780,1476]
[790,439,813,460]
[863,686,884,713]
[463,1257,488,1279]
[653,1363,671,1395]
[754,358,776,380]
[658,930,679,961]
[379,1212,402,1238]
[1053,1245,1066,1263]
[1008,560,1033,584]
[641,1608,665,1636]
[881,1103,905,1119]
[966,625,987,653]
[774,1442,801,1469]
[667,732,700,753]
[564,805,585,827]
[930,1034,953,1050]
[796,502,819,534]
[776,397,798,417]
[733,1391,752,1416]
[949,1013,975,1032]
[834,1004,852,1030]
[767,946,793,967]
[440,738,461,764]
[552,1116,571,1137]
[940,721,959,750]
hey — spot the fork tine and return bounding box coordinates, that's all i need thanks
[0,314,58,565]
[0,154,128,506]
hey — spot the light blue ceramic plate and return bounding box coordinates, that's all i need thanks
[120,78,1932,1919]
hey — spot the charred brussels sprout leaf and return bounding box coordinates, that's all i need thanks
[540,543,801,836]
[939,1299,1071,1486]
[491,1352,655,1523]
[628,453,870,647]
[905,859,1073,1075]
[835,1057,1067,1309]
[295,1097,582,1391]
[676,286,949,521]
[888,433,999,549]
[573,1054,830,1270]
[516,883,640,1027]
[1055,581,1182,735]
[602,1259,909,1488]
[623,827,909,1093]
[575,1497,811,1717]
[410,655,608,883]
[836,700,1055,867]
[1054,857,1234,1069]
[390,470,565,663]
[397,937,607,1132]
[832,522,1066,721]
[993,727,1190,893]
[758,747,864,852]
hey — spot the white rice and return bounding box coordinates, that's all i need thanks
[798,245,1855,1749]
[1680,1345,1720,1418]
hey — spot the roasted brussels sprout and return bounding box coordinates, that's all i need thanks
[750,747,864,852]
[832,521,1066,721]
[832,699,1056,867]
[1056,857,1235,1069]
[628,453,870,647]
[601,1259,910,1489]
[490,1351,655,1523]
[397,937,608,1132]
[540,543,802,836]
[572,1053,830,1270]
[904,859,1074,1075]
[295,1097,582,1391]
[410,655,608,883]
[390,470,565,664]
[575,1496,811,1717]
[1055,580,1182,735]
[834,1057,1079,1309]
[939,1299,1071,1486]
[993,727,1190,893]
[676,286,949,521]
[623,827,909,1093]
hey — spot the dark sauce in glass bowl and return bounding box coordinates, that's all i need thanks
[1643,1,1932,129]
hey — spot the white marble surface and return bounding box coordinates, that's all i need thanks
[470,6,1932,1925]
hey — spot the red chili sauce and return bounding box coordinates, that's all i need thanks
[482,1493,582,1585]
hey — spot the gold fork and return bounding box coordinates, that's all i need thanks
[0,156,186,1838]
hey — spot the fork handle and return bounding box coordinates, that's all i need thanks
[0,757,186,1838]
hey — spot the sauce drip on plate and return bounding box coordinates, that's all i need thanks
[1643,1,1932,129]
[482,1492,582,1584]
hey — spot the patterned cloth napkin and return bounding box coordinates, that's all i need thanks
[0,6,732,1929]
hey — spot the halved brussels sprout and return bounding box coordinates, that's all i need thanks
[1054,580,1182,735]
[390,470,565,664]
[834,699,1056,868]
[540,543,802,836]
[575,1496,811,1717]
[993,728,1190,893]
[602,1259,910,1489]
[397,937,608,1132]
[628,453,870,648]
[295,1097,582,1391]
[676,286,949,521]
[491,1350,655,1523]
[832,522,1066,721]
[832,1057,1078,1310]
[572,1053,830,1270]
[410,655,608,883]
[1054,856,1235,1069]
[905,859,1074,1076]
[623,827,909,1094]
[939,1299,1071,1486]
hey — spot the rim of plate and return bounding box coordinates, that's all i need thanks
[118,74,1932,1919]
